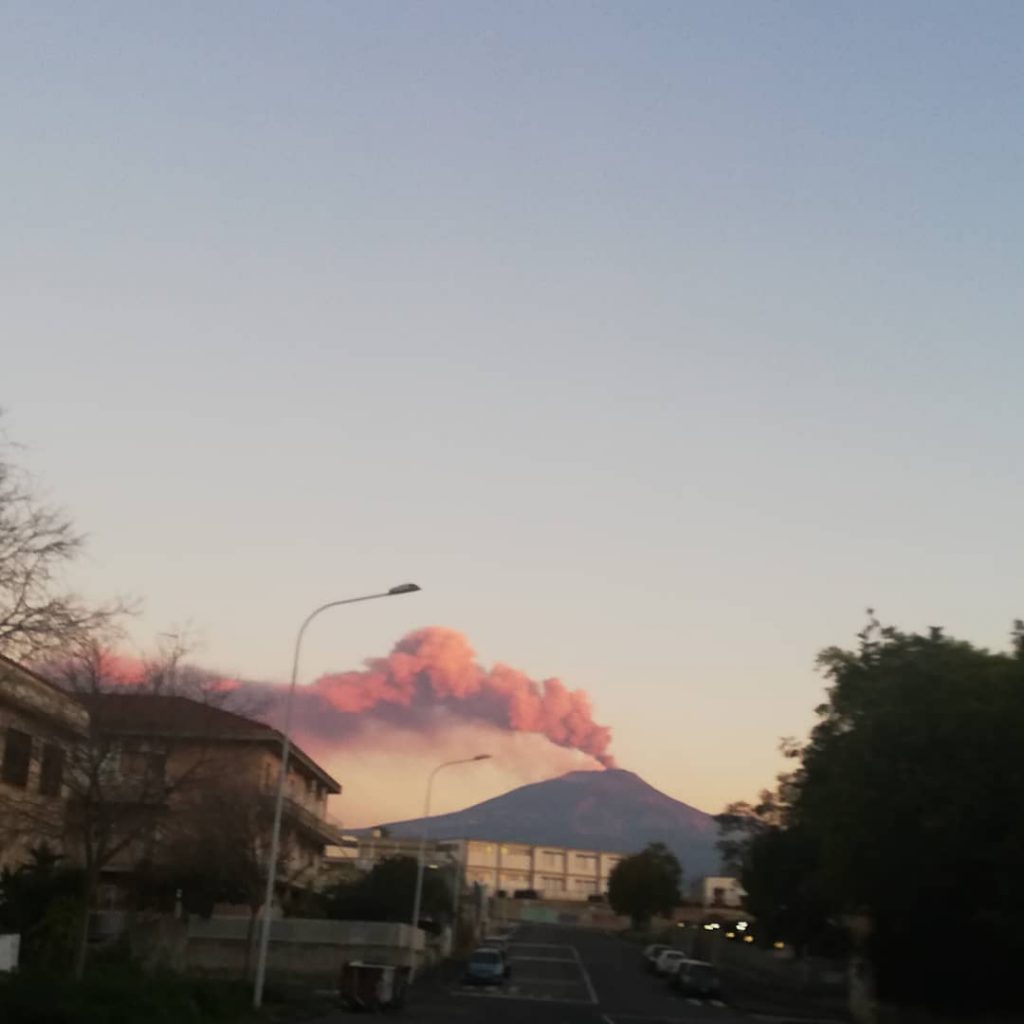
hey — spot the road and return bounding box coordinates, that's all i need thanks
[401,924,843,1024]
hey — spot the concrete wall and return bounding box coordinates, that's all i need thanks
[185,917,430,983]
[491,897,629,931]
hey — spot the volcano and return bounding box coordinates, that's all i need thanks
[376,768,721,876]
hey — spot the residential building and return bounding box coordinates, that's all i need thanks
[0,653,90,869]
[447,838,624,901]
[691,875,746,910]
[76,693,343,905]
[326,831,458,872]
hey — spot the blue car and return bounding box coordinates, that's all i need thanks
[464,947,511,985]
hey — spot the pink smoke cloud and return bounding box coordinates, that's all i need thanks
[302,627,616,767]
[55,628,617,771]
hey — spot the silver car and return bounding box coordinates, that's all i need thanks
[464,947,510,986]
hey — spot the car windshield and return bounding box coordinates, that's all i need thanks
[471,951,502,965]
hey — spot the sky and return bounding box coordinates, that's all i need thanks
[4,2,1024,827]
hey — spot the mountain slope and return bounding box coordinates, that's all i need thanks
[377,768,722,876]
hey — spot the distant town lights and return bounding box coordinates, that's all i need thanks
[736,921,749,931]
[743,935,755,944]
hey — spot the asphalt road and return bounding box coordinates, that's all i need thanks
[400,924,842,1024]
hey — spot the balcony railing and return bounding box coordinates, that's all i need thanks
[281,796,346,845]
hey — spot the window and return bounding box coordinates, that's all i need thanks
[2,728,32,788]
[122,748,166,790]
[39,744,65,796]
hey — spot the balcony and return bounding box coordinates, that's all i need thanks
[281,796,345,846]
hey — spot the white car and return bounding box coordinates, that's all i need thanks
[653,949,690,976]
[642,943,670,965]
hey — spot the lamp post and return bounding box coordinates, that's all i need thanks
[252,583,421,1009]
[409,755,490,974]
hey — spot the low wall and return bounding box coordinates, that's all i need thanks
[185,917,429,984]
[491,898,629,930]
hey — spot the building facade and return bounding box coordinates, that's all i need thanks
[324,834,625,904]
[325,832,458,875]
[451,838,624,901]
[691,875,746,910]
[0,654,90,869]
[77,693,344,905]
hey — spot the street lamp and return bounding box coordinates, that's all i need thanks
[409,755,490,973]
[252,583,421,1009]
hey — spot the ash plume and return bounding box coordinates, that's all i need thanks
[294,627,616,767]
[47,628,617,768]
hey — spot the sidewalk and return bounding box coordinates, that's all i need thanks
[721,964,850,1022]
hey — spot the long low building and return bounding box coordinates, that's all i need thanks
[325,833,625,902]
[451,838,624,900]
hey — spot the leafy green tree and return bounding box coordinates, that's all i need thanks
[723,615,1024,1010]
[796,617,1024,1008]
[324,855,451,931]
[607,842,681,929]
[715,781,840,956]
[0,846,83,969]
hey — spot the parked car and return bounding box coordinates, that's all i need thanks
[513,888,540,899]
[464,947,511,986]
[481,929,512,951]
[671,959,722,999]
[653,949,690,976]
[642,943,670,966]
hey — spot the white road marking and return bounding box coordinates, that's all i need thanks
[507,950,581,958]
[569,944,599,1005]
[452,989,596,1005]
[688,998,702,1005]
[602,1016,616,1024]
[607,1015,705,1023]
[507,941,573,949]
[752,1017,844,1024]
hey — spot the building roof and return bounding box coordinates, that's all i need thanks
[0,651,86,703]
[77,692,341,793]
[0,651,90,736]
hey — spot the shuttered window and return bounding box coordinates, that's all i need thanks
[2,728,32,788]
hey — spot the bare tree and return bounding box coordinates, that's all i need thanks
[144,777,306,978]
[46,629,271,719]
[0,427,126,660]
